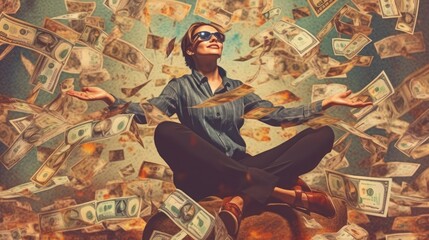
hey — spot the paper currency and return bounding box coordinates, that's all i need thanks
[317,5,348,40]
[138,161,173,182]
[121,80,151,98]
[119,164,136,178]
[52,12,88,20]
[262,7,281,20]
[343,4,373,26]
[115,0,147,20]
[273,20,320,57]
[20,52,34,75]
[292,7,311,20]
[305,115,341,129]
[343,33,372,59]
[103,38,153,78]
[379,0,401,18]
[149,230,172,240]
[0,13,74,63]
[96,196,142,222]
[65,0,96,15]
[395,0,420,34]
[355,55,374,67]
[29,55,63,93]
[159,189,215,240]
[326,170,392,217]
[0,123,17,147]
[385,233,424,240]
[9,115,32,134]
[350,71,394,119]
[39,201,97,233]
[43,18,80,43]
[242,107,278,119]
[351,0,381,15]
[162,65,190,78]
[334,17,373,36]
[370,162,420,177]
[307,0,338,17]
[392,214,429,233]
[325,57,358,78]
[79,25,108,52]
[374,32,425,59]
[332,38,351,56]
[317,139,350,170]
[410,72,429,100]
[146,34,172,52]
[410,143,429,159]
[0,0,20,14]
[394,108,429,157]
[192,84,254,108]
[312,224,369,240]
[0,176,69,199]
[264,90,300,105]
[311,83,347,103]
[334,121,387,149]
[240,127,271,141]
[146,0,191,22]
[63,47,103,74]
[71,156,108,184]
[109,149,125,162]
[140,102,173,126]
[31,138,84,186]
[79,68,111,87]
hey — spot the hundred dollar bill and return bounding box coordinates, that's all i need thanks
[63,47,103,74]
[332,38,351,56]
[0,176,69,199]
[242,107,278,119]
[31,138,84,186]
[273,20,320,57]
[138,161,173,182]
[96,196,142,222]
[394,108,429,157]
[311,83,347,103]
[146,0,191,22]
[307,0,338,17]
[160,189,215,240]
[0,13,74,63]
[370,162,420,178]
[395,0,419,34]
[374,32,425,59]
[65,114,134,145]
[119,163,136,178]
[39,201,97,232]
[392,214,429,233]
[326,169,392,217]
[312,223,368,240]
[379,0,401,18]
[350,71,394,119]
[192,84,254,108]
[343,33,372,59]
[103,38,153,78]
[121,80,151,98]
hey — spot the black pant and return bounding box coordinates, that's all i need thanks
[154,121,334,205]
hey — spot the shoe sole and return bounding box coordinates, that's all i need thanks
[218,210,239,236]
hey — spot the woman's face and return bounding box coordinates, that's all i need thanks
[189,25,224,58]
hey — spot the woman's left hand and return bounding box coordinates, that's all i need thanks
[322,90,373,110]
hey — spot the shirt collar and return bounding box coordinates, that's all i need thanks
[191,66,232,89]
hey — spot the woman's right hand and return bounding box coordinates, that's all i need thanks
[67,87,115,105]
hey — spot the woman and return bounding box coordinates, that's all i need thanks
[68,22,372,236]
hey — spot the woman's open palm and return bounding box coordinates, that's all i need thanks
[328,90,373,108]
[67,87,114,104]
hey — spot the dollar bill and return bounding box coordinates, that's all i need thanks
[351,0,381,15]
[326,170,392,217]
[332,38,351,56]
[410,143,429,159]
[138,161,173,182]
[379,0,401,18]
[146,0,191,22]
[311,83,347,103]
[192,84,254,108]
[325,57,358,78]
[161,64,191,78]
[20,52,34,75]
[370,162,420,177]
[149,230,172,240]
[377,118,409,135]
[119,163,136,178]
[52,12,88,20]
[262,7,281,20]
[121,80,151,98]
[242,107,278,119]
[312,223,368,240]
[193,0,233,28]
[240,127,271,141]
[317,139,351,171]
[103,38,153,78]
[65,0,96,15]
[304,114,341,129]
[0,228,21,240]
[334,120,387,149]
[273,20,320,57]
[354,109,387,131]
[355,55,374,67]
[9,115,32,134]
[96,196,142,222]
[43,17,80,43]
[159,189,215,240]
[29,55,63,93]
[343,4,373,26]
[0,13,74,63]
[71,156,108,185]
[409,71,429,100]
[108,149,125,162]
[290,69,314,86]
[79,25,108,52]
[394,108,429,157]
[392,214,429,233]
[264,90,300,105]
[39,201,97,233]
[0,0,20,14]
[316,5,348,40]
[307,0,338,17]
[350,71,394,119]
[385,233,424,240]
[374,32,425,59]
[0,176,69,199]
[104,0,120,12]
[343,33,372,59]
[65,114,134,145]
[395,0,419,34]
[140,102,174,126]
[249,29,275,48]
[292,7,311,20]
[31,138,84,186]
[63,47,103,74]
[0,122,17,147]
[334,17,373,36]
[114,0,147,21]
[79,68,111,87]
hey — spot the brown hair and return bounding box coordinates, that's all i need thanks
[181,22,224,70]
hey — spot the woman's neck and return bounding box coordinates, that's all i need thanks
[195,61,220,82]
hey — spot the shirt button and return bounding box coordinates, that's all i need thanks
[216,112,220,117]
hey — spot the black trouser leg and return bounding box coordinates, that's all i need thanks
[154,121,278,204]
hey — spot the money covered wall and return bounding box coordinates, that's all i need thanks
[0,0,428,239]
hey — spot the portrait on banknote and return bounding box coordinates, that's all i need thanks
[0,0,428,239]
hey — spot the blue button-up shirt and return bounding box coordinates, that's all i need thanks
[110,67,324,158]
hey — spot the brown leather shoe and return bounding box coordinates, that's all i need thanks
[219,196,242,236]
[267,178,311,206]
[293,188,336,219]
[295,178,311,192]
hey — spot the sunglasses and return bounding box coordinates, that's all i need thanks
[192,31,225,43]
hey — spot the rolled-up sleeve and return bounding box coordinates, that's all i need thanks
[108,79,179,124]
[243,92,324,126]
